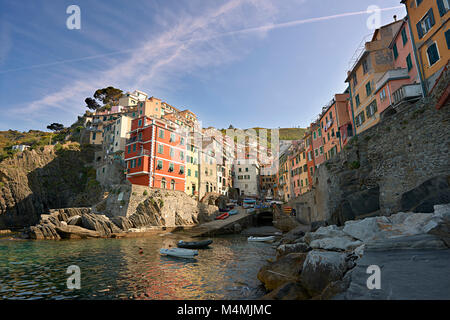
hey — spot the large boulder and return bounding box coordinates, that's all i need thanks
[399,175,450,213]
[342,216,391,242]
[301,250,348,297]
[55,225,102,239]
[309,237,363,252]
[257,253,307,291]
[27,224,60,240]
[67,215,82,226]
[111,216,133,231]
[81,213,122,236]
[329,186,380,226]
[304,225,348,244]
[276,242,310,258]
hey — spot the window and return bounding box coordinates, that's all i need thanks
[180,151,184,160]
[318,128,322,137]
[416,0,423,5]
[195,171,198,178]
[161,178,166,189]
[416,9,435,39]
[158,144,164,154]
[159,129,164,139]
[171,180,175,190]
[315,149,319,157]
[138,119,142,127]
[169,148,174,158]
[393,43,398,59]
[446,29,450,49]
[92,132,96,140]
[188,168,191,176]
[180,166,185,174]
[313,131,316,139]
[380,88,387,101]
[426,43,440,66]
[362,59,369,74]
[137,158,141,167]
[356,111,366,127]
[168,163,174,172]
[180,137,185,145]
[310,167,313,176]
[128,145,131,154]
[170,133,175,142]
[365,82,372,97]
[401,27,408,46]
[355,94,360,107]
[320,146,324,154]
[239,168,242,172]
[352,74,357,87]
[157,160,163,170]
[245,167,249,172]
[133,144,136,152]
[366,100,378,118]
[437,0,449,17]
[406,54,413,71]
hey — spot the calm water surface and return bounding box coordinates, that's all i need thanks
[0,234,275,300]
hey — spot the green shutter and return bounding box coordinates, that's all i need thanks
[393,43,398,59]
[406,54,413,71]
[401,28,408,45]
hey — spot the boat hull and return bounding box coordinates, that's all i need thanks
[160,248,198,258]
[177,239,213,249]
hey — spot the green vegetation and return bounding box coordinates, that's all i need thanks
[348,161,360,170]
[143,190,148,196]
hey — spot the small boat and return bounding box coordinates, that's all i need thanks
[177,239,213,249]
[228,209,238,215]
[215,212,229,220]
[248,236,276,242]
[160,248,198,258]
[247,208,256,213]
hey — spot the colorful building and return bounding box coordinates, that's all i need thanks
[401,0,449,94]
[185,132,200,197]
[346,20,404,134]
[374,17,422,115]
[311,122,325,167]
[124,117,187,191]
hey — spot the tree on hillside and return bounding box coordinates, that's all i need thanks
[47,123,64,145]
[93,87,123,105]
[85,97,101,111]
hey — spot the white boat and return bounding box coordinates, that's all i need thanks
[248,236,276,242]
[160,248,198,258]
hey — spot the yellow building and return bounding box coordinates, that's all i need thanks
[401,0,449,93]
[185,134,200,198]
[346,20,403,134]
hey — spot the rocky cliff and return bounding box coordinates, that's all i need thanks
[0,143,103,229]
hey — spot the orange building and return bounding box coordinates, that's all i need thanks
[401,0,449,94]
[124,117,187,191]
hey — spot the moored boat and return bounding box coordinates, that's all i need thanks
[160,248,198,258]
[215,212,229,220]
[247,236,276,242]
[228,209,238,215]
[177,239,213,249]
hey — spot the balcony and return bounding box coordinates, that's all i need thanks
[392,84,422,105]
[126,136,143,145]
[375,68,409,92]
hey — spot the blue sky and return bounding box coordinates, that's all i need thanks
[0,0,406,132]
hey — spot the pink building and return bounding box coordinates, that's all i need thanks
[311,122,325,166]
[374,18,420,115]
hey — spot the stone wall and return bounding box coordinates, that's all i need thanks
[289,68,450,225]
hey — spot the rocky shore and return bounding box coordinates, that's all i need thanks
[258,204,450,300]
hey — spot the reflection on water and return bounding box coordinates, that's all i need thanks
[0,234,275,300]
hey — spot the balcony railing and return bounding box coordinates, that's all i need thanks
[375,68,409,92]
[126,136,143,145]
[392,83,422,105]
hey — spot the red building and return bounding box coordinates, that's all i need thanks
[124,116,187,191]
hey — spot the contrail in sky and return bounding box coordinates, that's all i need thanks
[0,5,403,74]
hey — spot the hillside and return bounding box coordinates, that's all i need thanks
[219,127,306,141]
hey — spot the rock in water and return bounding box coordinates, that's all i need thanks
[301,250,348,297]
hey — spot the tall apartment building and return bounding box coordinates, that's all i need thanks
[402,0,449,93]
[233,156,260,198]
[124,117,187,191]
[346,20,404,134]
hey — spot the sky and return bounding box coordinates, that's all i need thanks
[0,0,406,132]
